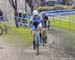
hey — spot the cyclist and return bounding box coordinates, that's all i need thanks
[42,12,49,43]
[17,10,22,26]
[30,10,44,50]
[0,10,3,24]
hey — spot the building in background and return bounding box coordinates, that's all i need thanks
[37,0,74,6]
[32,0,41,9]
[72,0,75,5]
[41,0,57,6]
[64,0,73,5]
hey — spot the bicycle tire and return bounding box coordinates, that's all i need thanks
[42,37,45,46]
[37,45,39,55]
[42,31,45,46]
[0,26,3,36]
[35,32,40,55]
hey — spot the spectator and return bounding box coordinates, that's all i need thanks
[17,10,22,26]
[22,11,27,25]
[18,10,22,22]
[0,10,3,23]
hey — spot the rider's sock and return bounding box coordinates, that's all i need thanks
[33,41,36,50]
[40,33,42,38]
[40,33,42,43]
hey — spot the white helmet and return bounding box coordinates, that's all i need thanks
[32,10,39,15]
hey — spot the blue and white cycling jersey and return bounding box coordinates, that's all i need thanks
[30,15,44,30]
[30,15,42,23]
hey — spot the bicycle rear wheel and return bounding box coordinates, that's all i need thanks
[42,30,48,46]
[42,31,45,46]
[0,26,3,36]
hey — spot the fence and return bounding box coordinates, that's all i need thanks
[14,16,30,27]
[3,9,74,30]
[40,9,75,27]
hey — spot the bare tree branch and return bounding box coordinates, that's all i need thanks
[8,0,15,9]
[8,0,18,27]
[25,0,33,11]
[14,0,17,10]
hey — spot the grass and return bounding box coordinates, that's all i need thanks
[2,26,32,46]
[10,26,32,42]
[50,17,75,31]
[1,15,75,47]
[69,15,75,19]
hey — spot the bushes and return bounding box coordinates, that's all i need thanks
[37,5,72,11]
[37,6,54,11]
[54,5,72,10]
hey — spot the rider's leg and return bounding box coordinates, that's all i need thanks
[48,20,50,30]
[45,28,47,43]
[37,23,43,42]
[32,25,38,50]
[32,30,36,50]
[43,25,47,43]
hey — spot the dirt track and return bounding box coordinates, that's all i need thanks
[0,27,75,60]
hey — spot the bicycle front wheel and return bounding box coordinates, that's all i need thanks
[0,26,3,36]
[35,32,40,55]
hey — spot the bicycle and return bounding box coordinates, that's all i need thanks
[34,29,48,55]
[0,26,3,36]
[34,31,40,55]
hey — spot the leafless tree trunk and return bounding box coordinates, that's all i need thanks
[9,0,18,27]
[25,0,27,12]
[25,0,33,12]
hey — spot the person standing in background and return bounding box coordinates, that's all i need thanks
[22,11,27,25]
[0,10,3,23]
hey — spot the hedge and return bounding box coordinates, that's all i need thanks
[37,5,72,11]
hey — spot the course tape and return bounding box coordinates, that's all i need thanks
[40,9,75,16]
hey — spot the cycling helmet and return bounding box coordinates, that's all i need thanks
[32,10,39,15]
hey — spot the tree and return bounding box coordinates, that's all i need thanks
[9,0,18,27]
[25,0,33,12]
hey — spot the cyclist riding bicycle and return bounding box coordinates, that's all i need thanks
[42,12,49,43]
[30,10,44,50]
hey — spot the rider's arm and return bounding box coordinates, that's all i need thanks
[41,20,45,28]
[40,16,45,28]
[44,16,48,21]
[29,21,32,28]
[39,15,45,28]
[29,16,33,28]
